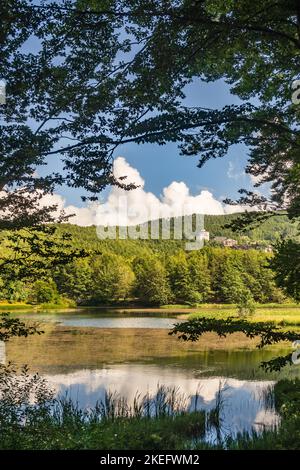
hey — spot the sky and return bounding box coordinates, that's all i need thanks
[42,77,260,226]
[16,3,261,225]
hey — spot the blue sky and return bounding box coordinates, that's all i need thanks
[57,78,252,209]
[22,2,254,211]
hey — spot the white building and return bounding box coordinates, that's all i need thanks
[196,230,210,241]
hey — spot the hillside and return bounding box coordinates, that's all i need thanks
[55,212,299,253]
[0,211,295,305]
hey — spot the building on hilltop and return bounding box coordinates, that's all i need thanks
[196,230,210,242]
[213,236,237,247]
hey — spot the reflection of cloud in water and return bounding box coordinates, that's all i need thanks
[253,409,280,431]
[44,364,278,438]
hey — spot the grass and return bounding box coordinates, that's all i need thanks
[162,302,300,310]
[7,408,209,450]
[0,302,34,310]
[1,361,300,450]
[0,371,213,450]
[1,371,300,450]
[187,305,300,326]
[0,299,76,311]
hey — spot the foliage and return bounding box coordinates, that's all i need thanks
[1,368,300,450]
[0,373,211,450]
[0,0,134,225]
[0,226,88,281]
[1,1,299,227]
[219,258,247,303]
[170,317,300,371]
[133,255,171,305]
[1,1,300,305]
[0,312,43,342]
[29,280,59,304]
[271,240,300,301]
[91,253,135,303]
[2,280,29,302]
[167,251,200,304]
[186,251,212,302]
[53,258,94,304]
[0,220,288,305]
[237,290,256,317]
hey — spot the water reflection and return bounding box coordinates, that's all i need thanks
[43,364,279,440]
[60,316,179,329]
[7,309,294,441]
[12,311,181,329]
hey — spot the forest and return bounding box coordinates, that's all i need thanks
[1,0,300,455]
[0,212,295,306]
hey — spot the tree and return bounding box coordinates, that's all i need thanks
[0,226,88,283]
[54,258,94,303]
[187,251,212,302]
[29,279,59,304]
[2,1,300,298]
[167,251,201,304]
[236,290,256,317]
[77,0,300,220]
[133,255,171,305]
[170,316,300,371]
[218,258,246,303]
[91,253,134,303]
[0,0,136,225]
[2,1,299,222]
[271,240,300,301]
[0,312,42,342]
[2,280,28,303]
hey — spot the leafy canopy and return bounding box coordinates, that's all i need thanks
[1,0,300,224]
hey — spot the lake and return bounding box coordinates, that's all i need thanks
[4,308,299,442]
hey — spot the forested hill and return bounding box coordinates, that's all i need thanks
[204,213,298,240]
[0,212,295,305]
[55,212,298,253]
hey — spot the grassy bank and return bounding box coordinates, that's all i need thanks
[0,302,35,310]
[0,299,76,311]
[185,304,300,326]
[0,407,212,450]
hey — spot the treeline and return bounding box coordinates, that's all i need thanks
[0,213,294,306]
[0,242,285,306]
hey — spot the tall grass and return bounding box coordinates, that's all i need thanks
[1,363,299,450]
[0,364,221,449]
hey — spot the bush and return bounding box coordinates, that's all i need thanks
[237,290,256,317]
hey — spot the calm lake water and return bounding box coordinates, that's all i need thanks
[4,308,299,441]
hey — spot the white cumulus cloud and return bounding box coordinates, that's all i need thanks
[39,157,251,226]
